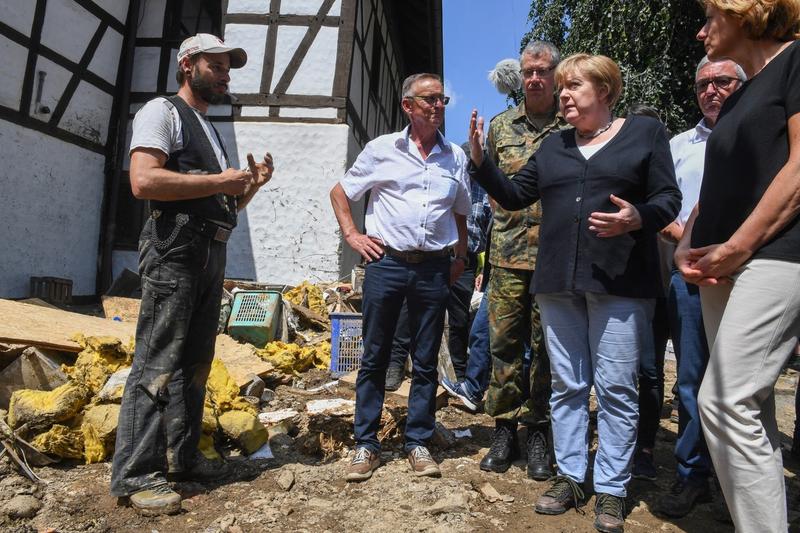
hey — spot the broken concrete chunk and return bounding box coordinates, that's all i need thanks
[258,409,299,426]
[0,347,70,408]
[305,398,355,416]
[3,495,42,519]
[424,492,470,515]
[276,469,294,491]
[479,482,514,503]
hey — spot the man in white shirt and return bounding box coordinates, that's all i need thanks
[110,34,274,515]
[330,73,471,481]
[656,56,745,519]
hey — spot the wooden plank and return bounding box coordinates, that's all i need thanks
[0,299,273,388]
[339,370,448,410]
[101,296,141,322]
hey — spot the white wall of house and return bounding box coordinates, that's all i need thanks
[0,1,129,297]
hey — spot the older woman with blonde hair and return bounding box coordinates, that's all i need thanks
[675,0,800,530]
[468,54,680,533]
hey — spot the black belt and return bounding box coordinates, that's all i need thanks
[383,246,452,263]
[152,210,232,243]
[183,216,232,243]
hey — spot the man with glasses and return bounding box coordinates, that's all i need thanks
[655,56,745,519]
[330,73,471,481]
[454,40,567,480]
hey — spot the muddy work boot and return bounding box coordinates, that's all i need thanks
[535,475,585,515]
[345,446,380,482]
[480,420,519,473]
[525,425,554,481]
[655,478,712,518]
[594,493,626,533]
[128,482,181,516]
[168,453,232,483]
[385,364,405,391]
[407,445,441,477]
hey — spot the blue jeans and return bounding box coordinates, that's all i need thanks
[463,289,531,401]
[537,291,654,497]
[667,270,712,483]
[354,255,451,453]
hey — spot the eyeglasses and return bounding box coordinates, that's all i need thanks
[408,95,450,106]
[694,76,738,92]
[520,66,556,78]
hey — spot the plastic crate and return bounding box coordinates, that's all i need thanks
[330,312,363,376]
[227,290,282,347]
[30,276,72,304]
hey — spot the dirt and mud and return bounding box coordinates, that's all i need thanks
[1,362,798,533]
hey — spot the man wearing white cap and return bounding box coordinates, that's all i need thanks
[110,33,274,515]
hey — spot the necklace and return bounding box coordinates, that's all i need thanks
[576,118,614,139]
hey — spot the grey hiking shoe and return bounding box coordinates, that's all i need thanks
[128,482,181,516]
[535,475,585,515]
[594,493,626,533]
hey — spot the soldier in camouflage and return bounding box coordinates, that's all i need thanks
[480,41,568,480]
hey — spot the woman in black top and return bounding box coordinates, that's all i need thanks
[675,1,800,530]
[468,54,680,533]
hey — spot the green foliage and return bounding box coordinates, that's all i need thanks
[521,0,707,133]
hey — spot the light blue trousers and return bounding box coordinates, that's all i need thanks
[536,291,654,497]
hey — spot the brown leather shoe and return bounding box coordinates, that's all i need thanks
[594,493,626,533]
[407,446,441,477]
[345,447,380,482]
[535,475,585,515]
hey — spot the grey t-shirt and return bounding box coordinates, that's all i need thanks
[129,97,228,170]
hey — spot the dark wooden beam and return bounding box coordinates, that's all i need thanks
[272,0,337,95]
[18,0,47,116]
[332,0,357,98]
[260,0,281,94]
[50,22,108,126]
[0,104,105,154]
[223,13,341,27]
[72,0,126,34]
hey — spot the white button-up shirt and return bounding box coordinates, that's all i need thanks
[670,119,712,225]
[341,126,472,251]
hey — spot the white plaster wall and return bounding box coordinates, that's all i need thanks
[112,250,139,281]
[40,0,97,64]
[227,0,269,14]
[136,0,165,38]
[29,56,72,120]
[93,0,129,23]
[0,2,36,37]
[88,28,124,84]
[131,47,160,92]
[225,122,350,284]
[0,35,28,109]
[279,107,337,119]
[271,26,305,92]
[281,0,341,16]
[225,24,269,95]
[287,26,337,96]
[0,119,105,298]
[59,80,114,144]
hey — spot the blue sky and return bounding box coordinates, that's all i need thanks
[442,0,534,145]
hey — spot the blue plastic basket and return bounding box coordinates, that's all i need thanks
[330,312,363,375]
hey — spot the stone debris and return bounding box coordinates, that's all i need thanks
[424,491,471,515]
[276,469,295,491]
[305,398,355,416]
[479,482,514,503]
[3,494,42,519]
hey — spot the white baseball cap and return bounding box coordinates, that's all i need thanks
[177,33,247,69]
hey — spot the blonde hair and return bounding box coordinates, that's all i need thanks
[555,54,623,107]
[701,0,800,40]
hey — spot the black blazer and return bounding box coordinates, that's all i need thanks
[469,115,681,298]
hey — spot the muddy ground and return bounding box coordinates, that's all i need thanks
[1,361,798,533]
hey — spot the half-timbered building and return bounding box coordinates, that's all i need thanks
[0,0,443,298]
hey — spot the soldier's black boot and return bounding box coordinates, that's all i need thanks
[480,419,519,473]
[526,424,554,481]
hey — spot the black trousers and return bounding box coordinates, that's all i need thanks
[389,254,477,381]
[111,214,226,496]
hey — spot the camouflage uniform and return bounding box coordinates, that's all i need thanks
[484,101,567,426]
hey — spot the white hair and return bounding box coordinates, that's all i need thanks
[695,56,747,82]
[489,59,522,95]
